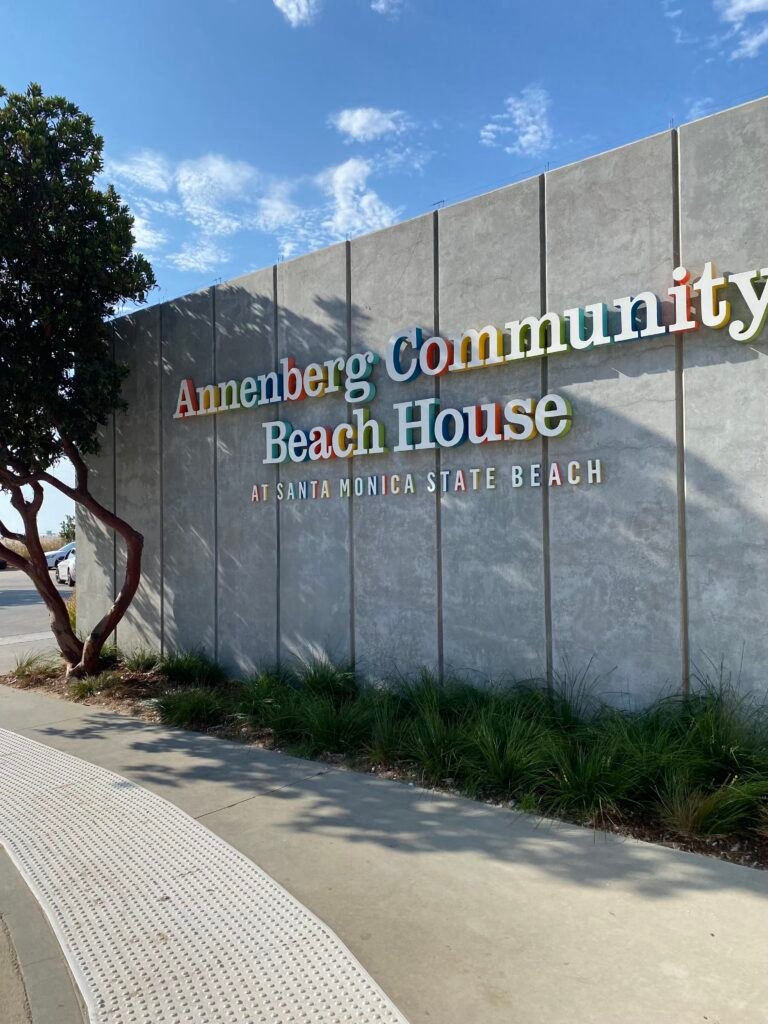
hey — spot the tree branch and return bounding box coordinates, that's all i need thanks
[0,520,25,544]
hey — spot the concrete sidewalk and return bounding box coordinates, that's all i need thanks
[1,684,766,1024]
[0,571,58,673]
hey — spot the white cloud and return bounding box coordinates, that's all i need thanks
[132,214,167,255]
[714,0,768,57]
[272,0,320,26]
[108,143,407,274]
[167,239,227,273]
[330,106,412,142]
[175,154,257,235]
[106,150,173,193]
[731,19,768,53]
[715,0,768,22]
[254,182,301,232]
[481,86,553,157]
[685,96,715,120]
[371,0,404,17]
[317,157,399,239]
[379,143,432,174]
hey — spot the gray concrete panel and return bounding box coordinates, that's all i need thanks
[438,178,546,682]
[161,291,216,655]
[277,245,351,667]
[76,410,115,639]
[546,133,681,705]
[679,98,768,691]
[350,216,438,676]
[114,308,161,653]
[216,269,278,675]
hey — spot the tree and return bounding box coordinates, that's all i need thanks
[59,514,76,543]
[0,83,155,675]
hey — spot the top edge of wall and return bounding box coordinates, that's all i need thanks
[677,92,768,133]
[114,93,768,325]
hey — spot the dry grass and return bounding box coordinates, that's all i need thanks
[5,535,64,559]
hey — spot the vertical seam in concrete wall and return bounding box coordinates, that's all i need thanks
[539,174,553,689]
[346,240,356,671]
[672,129,691,697]
[111,324,117,611]
[273,264,281,669]
[433,210,444,682]
[158,304,165,656]
[212,286,219,661]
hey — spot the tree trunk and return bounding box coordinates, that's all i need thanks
[67,504,144,678]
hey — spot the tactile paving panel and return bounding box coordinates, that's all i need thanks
[0,728,409,1024]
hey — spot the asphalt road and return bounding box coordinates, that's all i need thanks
[0,570,60,673]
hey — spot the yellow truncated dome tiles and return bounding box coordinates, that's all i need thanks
[0,728,408,1024]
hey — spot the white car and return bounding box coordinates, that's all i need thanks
[46,541,75,571]
[55,548,76,586]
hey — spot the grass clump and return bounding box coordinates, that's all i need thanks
[12,652,61,686]
[657,775,768,837]
[155,687,230,730]
[124,645,161,673]
[68,670,124,702]
[159,649,227,687]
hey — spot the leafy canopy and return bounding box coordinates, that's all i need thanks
[59,513,75,543]
[0,83,155,477]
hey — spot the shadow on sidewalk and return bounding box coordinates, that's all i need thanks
[37,711,768,904]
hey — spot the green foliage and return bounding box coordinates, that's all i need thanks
[156,688,230,730]
[657,776,768,837]
[99,640,121,667]
[460,708,550,798]
[0,83,155,474]
[235,670,298,731]
[294,696,372,756]
[158,650,227,687]
[124,645,160,673]
[59,515,76,543]
[68,669,123,701]
[298,656,358,705]
[12,651,60,684]
[147,655,768,846]
[365,692,407,766]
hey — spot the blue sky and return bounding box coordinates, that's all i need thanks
[1,0,767,531]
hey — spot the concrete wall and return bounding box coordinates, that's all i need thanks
[81,97,768,703]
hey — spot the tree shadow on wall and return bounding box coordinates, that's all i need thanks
[100,281,768,707]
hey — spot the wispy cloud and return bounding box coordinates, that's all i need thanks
[272,0,320,27]
[480,86,553,157]
[714,0,768,57]
[730,19,768,53]
[371,0,404,17]
[317,157,399,239]
[662,0,683,16]
[132,214,167,255]
[105,150,173,193]
[716,0,768,22]
[167,239,227,273]
[175,155,257,236]
[330,106,412,142]
[108,143,406,271]
[685,96,715,120]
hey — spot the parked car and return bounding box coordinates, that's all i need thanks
[46,541,75,570]
[55,548,76,586]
